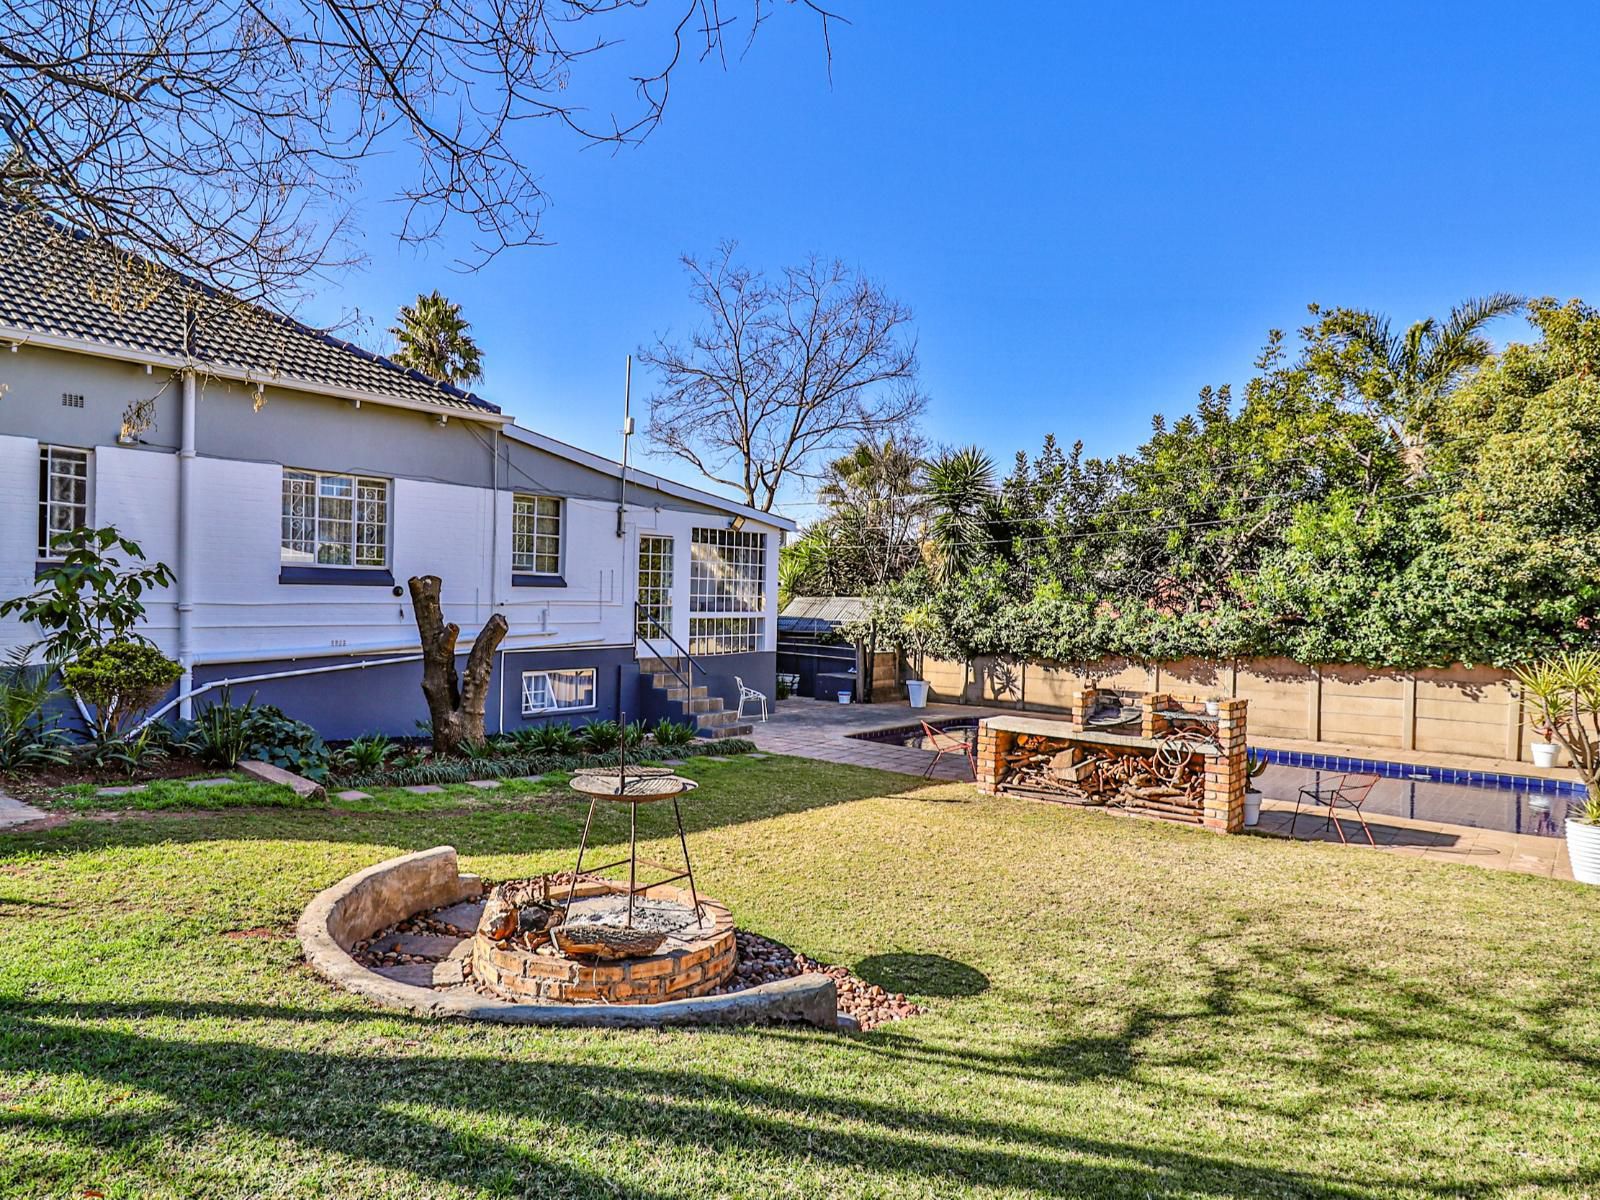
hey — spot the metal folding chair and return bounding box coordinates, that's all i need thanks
[1290,773,1380,845]
[922,721,977,779]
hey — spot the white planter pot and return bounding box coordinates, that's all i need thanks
[837,690,852,705]
[1243,790,1261,827]
[1568,816,1600,886]
[906,679,930,709]
[1204,700,1220,717]
[1532,742,1560,769]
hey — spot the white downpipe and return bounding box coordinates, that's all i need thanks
[176,369,197,718]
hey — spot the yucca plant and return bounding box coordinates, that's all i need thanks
[576,720,622,753]
[186,689,258,768]
[0,648,71,771]
[339,733,396,772]
[651,718,697,750]
[1516,652,1600,824]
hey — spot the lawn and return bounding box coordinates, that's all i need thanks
[2,755,1597,1198]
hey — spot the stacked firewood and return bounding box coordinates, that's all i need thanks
[999,736,1204,823]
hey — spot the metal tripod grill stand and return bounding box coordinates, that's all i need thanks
[565,718,702,928]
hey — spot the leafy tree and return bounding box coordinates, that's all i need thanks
[0,527,174,666]
[1435,297,1600,637]
[62,640,181,744]
[921,445,999,583]
[390,291,485,385]
[1304,293,1523,474]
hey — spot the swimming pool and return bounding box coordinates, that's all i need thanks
[1255,762,1578,838]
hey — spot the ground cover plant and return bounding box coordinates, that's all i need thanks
[2,756,1598,1198]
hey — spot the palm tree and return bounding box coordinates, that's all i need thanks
[921,445,998,582]
[389,290,485,385]
[1313,293,1523,475]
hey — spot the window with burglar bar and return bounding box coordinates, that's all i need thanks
[688,528,766,655]
[637,535,673,640]
[512,495,562,575]
[38,445,90,558]
[281,469,389,566]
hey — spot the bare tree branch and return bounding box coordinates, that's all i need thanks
[641,242,925,512]
[0,0,844,310]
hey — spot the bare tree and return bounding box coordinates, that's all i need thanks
[641,244,926,512]
[408,575,507,756]
[0,1,843,309]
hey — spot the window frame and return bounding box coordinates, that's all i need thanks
[280,467,391,572]
[37,444,92,560]
[688,527,768,655]
[520,667,598,716]
[636,534,674,641]
[511,493,564,585]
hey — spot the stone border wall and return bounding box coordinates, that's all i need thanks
[297,846,839,1029]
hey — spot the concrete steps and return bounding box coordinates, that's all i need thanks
[638,655,748,740]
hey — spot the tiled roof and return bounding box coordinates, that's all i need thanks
[0,210,500,416]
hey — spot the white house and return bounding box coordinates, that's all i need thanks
[0,214,792,738]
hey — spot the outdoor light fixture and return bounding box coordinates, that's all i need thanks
[728,515,747,531]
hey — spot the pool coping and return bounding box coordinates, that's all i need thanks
[1254,748,1588,796]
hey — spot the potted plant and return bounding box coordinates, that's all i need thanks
[901,605,938,710]
[1515,652,1600,884]
[1531,719,1561,769]
[1242,751,1269,827]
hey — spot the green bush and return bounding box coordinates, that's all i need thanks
[183,692,330,780]
[337,732,397,772]
[576,719,622,753]
[512,723,581,755]
[651,718,697,750]
[62,640,180,744]
[332,736,757,790]
[0,651,71,771]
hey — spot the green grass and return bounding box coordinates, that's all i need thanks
[2,755,1598,1198]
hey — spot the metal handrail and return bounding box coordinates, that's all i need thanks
[634,602,702,694]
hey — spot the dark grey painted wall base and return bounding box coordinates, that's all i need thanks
[190,646,777,740]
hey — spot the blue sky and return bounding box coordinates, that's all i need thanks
[306,2,1600,519]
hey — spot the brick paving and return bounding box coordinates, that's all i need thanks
[750,698,1003,781]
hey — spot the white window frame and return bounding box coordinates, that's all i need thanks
[281,468,390,568]
[688,527,767,655]
[37,445,92,559]
[637,534,674,640]
[512,494,563,576]
[520,667,597,716]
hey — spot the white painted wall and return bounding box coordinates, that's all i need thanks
[0,431,785,667]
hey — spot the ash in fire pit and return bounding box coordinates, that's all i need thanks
[563,893,703,939]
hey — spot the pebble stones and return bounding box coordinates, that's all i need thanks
[713,931,924,1031]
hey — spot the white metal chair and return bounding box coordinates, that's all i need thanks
[734,676,769,722]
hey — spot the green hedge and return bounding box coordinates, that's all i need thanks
[333,737,758,790]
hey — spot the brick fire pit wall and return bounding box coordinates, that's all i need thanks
[976,693,1249,834]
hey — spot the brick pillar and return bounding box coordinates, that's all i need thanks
[1069,687,1099,730]
[1142,692,1172,740]
[975,720,1005,794]
[1202,698,1248,833]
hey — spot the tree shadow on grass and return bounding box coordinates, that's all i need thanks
[0,997,1538,1200]
[855,953,990,998]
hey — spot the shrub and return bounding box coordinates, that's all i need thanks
[576,719,622,753]
[651,718,697,750]
[62,640,181,744]
[513,723,581,755]
[185,691,330,780]
[331,736,757,790]
[0,651,71,771]
[338,733,397,772]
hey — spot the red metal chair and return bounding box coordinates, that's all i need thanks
[1290,773,1381,845]
[921,721,977,779]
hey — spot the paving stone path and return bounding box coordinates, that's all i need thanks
[0,792,49,831]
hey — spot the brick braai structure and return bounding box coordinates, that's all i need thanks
[975,695,1250,834]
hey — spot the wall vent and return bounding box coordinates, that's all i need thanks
[60,393,85,409]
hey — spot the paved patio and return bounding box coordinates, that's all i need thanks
[749,699,1578,881]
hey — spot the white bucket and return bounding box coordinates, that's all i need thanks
[1532,742,1560,768]
[907,679,930,709]
[837,690,852,705]
[1243,791,1261,827]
